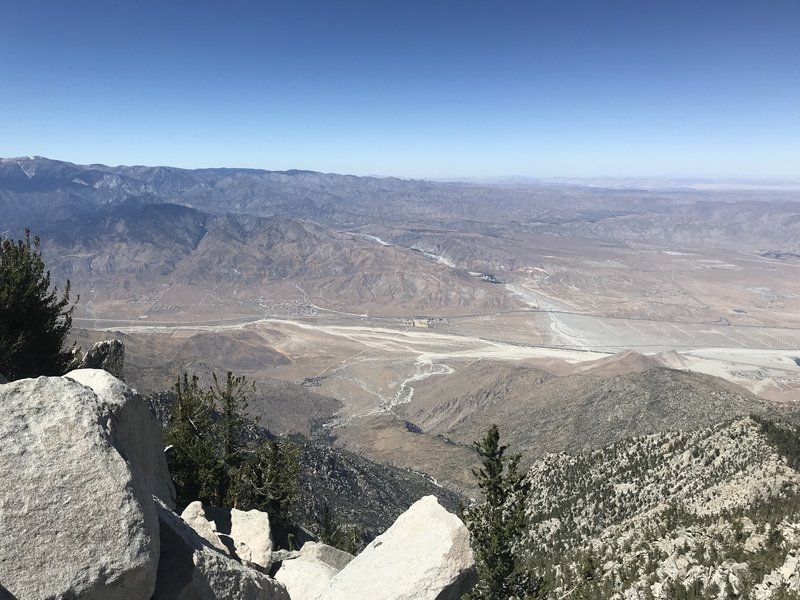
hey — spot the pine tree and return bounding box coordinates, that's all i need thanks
[0,229,77,380]
[316,502,364,554]
[210,371,254,506]
[318,503,341,546]
[463,424,532,600]
[242,440,299,519]
[164,373,217,507]
[235,438,300,547]
[164,370,301,547]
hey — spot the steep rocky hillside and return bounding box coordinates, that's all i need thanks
[291,436,461,542]
[521,417,800,599]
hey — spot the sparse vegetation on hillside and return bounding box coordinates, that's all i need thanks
[0,228,77,380]
[518,417,800,599]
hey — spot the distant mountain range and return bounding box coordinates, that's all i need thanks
[3,156,800,248]
[2,155,800,320]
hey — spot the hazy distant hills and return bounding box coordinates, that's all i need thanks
[4,155,800,321]
[3,156,800,253]
[0,155,447,227]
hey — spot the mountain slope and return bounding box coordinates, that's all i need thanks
[400,361,777,464]
[35,201,513,317]
[520,417,800,599]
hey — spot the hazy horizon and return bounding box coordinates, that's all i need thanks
[6,154,800,190]
[2,0,798,180]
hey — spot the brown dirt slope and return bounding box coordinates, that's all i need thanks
[399,360,778,466]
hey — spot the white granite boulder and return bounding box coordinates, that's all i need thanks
[180,501,231,554]
[317,495,476,600]
[181,501,274,572]
[274,542,354,600]
[67,368,176,508]
[299,541,354,572]
[0,376,160,600]
[153,499,289,600]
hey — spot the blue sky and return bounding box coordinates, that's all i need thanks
[1,0,798,179]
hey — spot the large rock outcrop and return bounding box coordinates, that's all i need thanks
[0,376,160,600]
[181,501,274,571]
[153,499,289,600]
[181,501,231,554]
[79,338,125,380]
[274,542,354,600]
[67,368,176,508]
[297,541,354,572]
[317,495,476,600]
